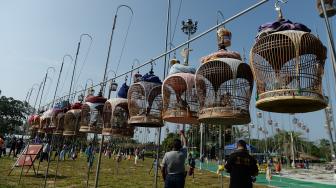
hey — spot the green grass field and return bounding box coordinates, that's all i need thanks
[0,153,268,188]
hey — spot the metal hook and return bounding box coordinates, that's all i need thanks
[217,10,225,29]
[275,0,288,19]
[150,60,155,74]
[125,75,128,83]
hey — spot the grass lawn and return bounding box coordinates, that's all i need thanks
[0,153,268,188]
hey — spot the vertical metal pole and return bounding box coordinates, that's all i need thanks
[43,55,72,188]
[320,0,336,79]
[154,0,170,187]
[290,132,295,168]
[324,108,336,158]
[68,42,80,101]
[219,126,223,188]
[94,135,104,188]
[200,123,203,169]
[38,73,48,111]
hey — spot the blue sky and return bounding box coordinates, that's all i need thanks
[0,0,334,142]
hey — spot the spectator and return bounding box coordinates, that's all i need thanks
[225,140,258,188]
[161,130,188,188]
[85,143,95,172]
[16,138,24,156]
[40,140,51,162]
[8,137,17,157]
[0,135,4,158]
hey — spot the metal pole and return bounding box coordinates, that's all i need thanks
[94,135,104,188]
[219,126,223,188]
[200,123,203,169]
[100,5,133,94]
[320,0,336,81]
[324,108,336,158]
[68,42,80,101]
[154,0,170,187]
[43,55,73,188]
[93,5,133,188]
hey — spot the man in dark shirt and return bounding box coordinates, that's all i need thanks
[225,140,258,188]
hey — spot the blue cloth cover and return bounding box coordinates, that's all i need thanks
[117,83,129,98]
[141,73,162,84]
[168,64,196,75]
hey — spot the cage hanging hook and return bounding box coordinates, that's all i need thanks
[275,0,288,20]
[150,60,155,74]
[125,75,128,83]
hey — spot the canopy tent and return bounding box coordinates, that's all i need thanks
[224,143,258,153]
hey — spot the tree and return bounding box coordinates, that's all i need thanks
[161,133,179,152]
[0,94,31,135]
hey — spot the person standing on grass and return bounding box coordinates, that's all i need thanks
[225,140,259,188]
[40,140,51,162]
[134,147,139,165]
[8,137,17,157]
[161,130,188,188]
[85,143,95,171]
[0,135,4,158]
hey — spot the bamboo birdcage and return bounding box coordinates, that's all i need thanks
[39,109,53,133]
[63,109,81,136]
[195,58,253,125]
[79,95,107,133]
[102,98,129,136]
[317,0,336,17]
[195,27,253,126]
[122,126,135,138]
[162,73,199,124]
[28,115,40,131]
[53,112,65,135]
[128,81,163,127]
[250,30,327,113]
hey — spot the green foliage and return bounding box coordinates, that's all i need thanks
[161,132,179,152]
[0,93,31,135]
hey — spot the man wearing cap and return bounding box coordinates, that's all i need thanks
[161,130,188,188]
[225,140,258,188]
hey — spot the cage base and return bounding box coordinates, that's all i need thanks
[102,128,122,136]
[256,96,327,113]
[162,109,198,124]
[79,125,101,134]
[63,131,76,136]
[128,115,163,127]
[198,107,250,125]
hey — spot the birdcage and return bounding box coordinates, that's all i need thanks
[63,109,81,136]
[39,109,54,133]
[195,58,254,126]
[28,115,40,131]
[102,98,129,136]
[317,0,336,17]
[162,73,199,124]
[122,127,135,138]
[53,112,65,135]
[250,30,327,113]
[79,95,107,133]
[128,81,163,127]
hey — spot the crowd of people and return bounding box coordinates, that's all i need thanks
[0,135,24,158]
[1,132,263,188]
